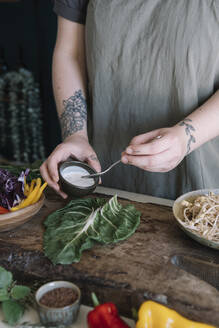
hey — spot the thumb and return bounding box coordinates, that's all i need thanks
[86,154,102,173]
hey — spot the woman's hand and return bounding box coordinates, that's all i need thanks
[40,134,101,198]
[121,126,187,172]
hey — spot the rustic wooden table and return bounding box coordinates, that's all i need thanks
[0,186,218,326]
[0,305,135,327]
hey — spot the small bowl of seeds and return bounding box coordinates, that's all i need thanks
[35,280,81,326]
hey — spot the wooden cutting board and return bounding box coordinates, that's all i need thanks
[0,188,218,326]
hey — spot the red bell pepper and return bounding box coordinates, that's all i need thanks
[0,206,9,214]
[87,293,131,328]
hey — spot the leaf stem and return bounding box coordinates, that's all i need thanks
[91,292,100,307]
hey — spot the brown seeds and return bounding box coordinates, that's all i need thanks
[39,287,78,308]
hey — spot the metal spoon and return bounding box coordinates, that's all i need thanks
[82,160,121,179]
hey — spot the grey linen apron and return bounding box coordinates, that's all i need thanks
[85,0,219,200]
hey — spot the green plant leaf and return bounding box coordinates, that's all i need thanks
[0,163,42,181]
[0,266,12,288]
[0,287,10,301]
[2,299,24,325]
[44,195,141,264]
[11,285,30,300]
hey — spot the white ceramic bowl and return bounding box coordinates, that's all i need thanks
[59,160,99,197]
[173,189,219,250]
[35,281,81,326]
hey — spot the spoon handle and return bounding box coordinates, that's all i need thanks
[82,160,121,179]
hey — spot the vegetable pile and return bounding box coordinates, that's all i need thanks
[10,177,47,212]
[0,167,47,213]
[44,195,141,264]
[0,168,28,210]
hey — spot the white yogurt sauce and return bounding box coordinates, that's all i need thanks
[62,166,95,188]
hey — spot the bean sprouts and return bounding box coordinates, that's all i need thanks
[178,192,219,242]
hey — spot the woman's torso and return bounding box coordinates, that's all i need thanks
[85,0,219,199]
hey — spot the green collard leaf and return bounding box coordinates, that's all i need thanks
[11,285,30,300]
[0,287,10,301]
[0,266,12,288]
[2,299,24,325]
[43,195,141,264]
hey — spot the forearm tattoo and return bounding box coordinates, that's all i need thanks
[179,118,196,154]
[60,90,87,140]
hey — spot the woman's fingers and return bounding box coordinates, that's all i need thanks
[122,152,165,170]
[46,156,60,184]
[130,130,162,145]
[121,150,175,172]
[46,146,71,183]
[40,136,102,195]
[126,134,170,155]
[86,153,102,184]
[86,153,102,173]
[40,162,57,189]
[122,145,183,172]
[121,126,187,172]
[40,161,68,198]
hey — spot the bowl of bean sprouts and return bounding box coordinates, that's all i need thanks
[173,189,219,250]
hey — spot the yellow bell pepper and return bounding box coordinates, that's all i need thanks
[136,301,216,328]
[24,177,30,196]
[29,179,36,194]
[31,181,48,204]
[11,178,42,211]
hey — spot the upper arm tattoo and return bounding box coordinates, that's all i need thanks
[179,118,196,154]
[60,90,87,140]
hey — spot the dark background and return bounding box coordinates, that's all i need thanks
[0,0,61,157]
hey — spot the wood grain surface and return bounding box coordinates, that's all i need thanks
[0,188,218,326]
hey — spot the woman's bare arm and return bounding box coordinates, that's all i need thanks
[122,91,219,172]
[40,16,101,197]
[53,16,88,138]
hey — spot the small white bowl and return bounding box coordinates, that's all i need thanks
[35,281,81,326]
[59,160,99,197]
[173,188,219,250]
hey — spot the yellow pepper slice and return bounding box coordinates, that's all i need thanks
[136,301,216,328]
[31,182,48,204]
[29,179,36,194]
[11,178,42,211]
[24,177,30,196]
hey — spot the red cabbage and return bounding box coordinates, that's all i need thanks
[0,168,28,209]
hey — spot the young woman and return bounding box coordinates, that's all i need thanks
[40,0,219,200]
